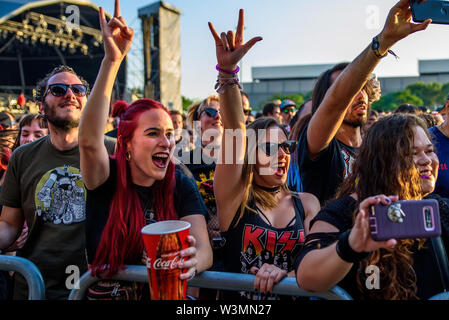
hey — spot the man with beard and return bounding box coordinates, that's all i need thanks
[0,66,115,299]
[295,61,370,205]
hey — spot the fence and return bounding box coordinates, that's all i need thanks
[0,255,45,300]
[68,265,353,300]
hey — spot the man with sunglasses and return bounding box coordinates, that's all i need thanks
[0,65,115,299]
[280,100,297,134]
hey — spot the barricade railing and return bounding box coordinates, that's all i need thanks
[68,265,353,300]
[0,255,45,300]
[429,291,449,300]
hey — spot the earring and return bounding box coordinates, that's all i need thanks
[126,152,131,161]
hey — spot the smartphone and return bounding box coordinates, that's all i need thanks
[410,0,449,25]
[369,199,441,241]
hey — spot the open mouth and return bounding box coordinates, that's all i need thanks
[420,170,433,180]
[152,153,169,169]
[273,163,287,177]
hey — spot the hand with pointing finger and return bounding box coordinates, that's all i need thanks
[99,0,134,63]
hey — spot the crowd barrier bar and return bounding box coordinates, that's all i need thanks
[429,291,449,300]
[68,265,353,300]
[0,255,45,300]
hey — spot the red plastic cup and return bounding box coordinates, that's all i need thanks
[141,220,190,300]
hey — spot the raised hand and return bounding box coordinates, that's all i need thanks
[348,195,398,253]
[208,9,262,72]
[380,0,431,47]
[99,0,134,63]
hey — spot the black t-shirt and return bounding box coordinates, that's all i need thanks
[221,195,306,299]
[297,126,357,205]
[294,195,447,300]
[85,157,208,264]
[184,149,219,241]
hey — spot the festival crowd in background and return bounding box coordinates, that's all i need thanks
[0,0,449,301]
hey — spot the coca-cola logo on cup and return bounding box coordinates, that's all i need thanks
[146,252,184,270]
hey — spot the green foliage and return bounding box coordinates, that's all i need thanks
[262,93,308,110]
[406,81,444,107]
[372,89,423,111]
[182,96,194,112]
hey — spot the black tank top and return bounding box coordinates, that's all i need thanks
[221,194,306,299]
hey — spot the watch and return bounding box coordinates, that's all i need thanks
[371,36,387,59]
[371,36,399,60]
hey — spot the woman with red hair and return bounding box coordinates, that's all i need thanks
[78,0,212,299]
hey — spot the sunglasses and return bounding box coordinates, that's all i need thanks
[44,83,89,98]
[283,108,296,114]
[258,140,297,156]
[200,107,220,118]
[244,109,252,116]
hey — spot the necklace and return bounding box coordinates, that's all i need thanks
[256,185,281,194]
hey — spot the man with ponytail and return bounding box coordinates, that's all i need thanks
[79,0,212,300]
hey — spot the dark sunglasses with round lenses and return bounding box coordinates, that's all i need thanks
[44,83,89,98]
[259,140,297,156]
[201,107,220,118]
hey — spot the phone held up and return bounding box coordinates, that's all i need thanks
[410,0,449,25]
[369,199,441,241]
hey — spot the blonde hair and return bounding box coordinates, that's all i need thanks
[187,94,220,131]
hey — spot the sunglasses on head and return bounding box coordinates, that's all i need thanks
[44,83,89,98]
[201,107,220,118]
[258,140,297,156]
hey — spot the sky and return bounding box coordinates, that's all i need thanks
[95,0,449,101]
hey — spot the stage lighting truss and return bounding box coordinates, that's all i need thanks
[0,11,103,55]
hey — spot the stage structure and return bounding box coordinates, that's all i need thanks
[0,0,127,105]
[139,1,181,111]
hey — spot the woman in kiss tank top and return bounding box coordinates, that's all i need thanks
[209,10,320,299]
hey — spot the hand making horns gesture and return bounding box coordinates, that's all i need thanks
[208,9,262,73]
[99,0,134,63]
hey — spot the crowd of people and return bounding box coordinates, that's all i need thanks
[0,0,449,301]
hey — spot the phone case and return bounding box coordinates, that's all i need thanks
[369,199,441,241]
[410,0,449,25]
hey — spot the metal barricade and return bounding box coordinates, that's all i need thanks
[0,255,45,300]
[68,265,353,300]
[429,292,449,300]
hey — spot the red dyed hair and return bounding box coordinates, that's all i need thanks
[92,98,177,278]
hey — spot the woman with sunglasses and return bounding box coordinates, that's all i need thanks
[209,10,320,299]
[78,0,212,299]
[182,95,224,299]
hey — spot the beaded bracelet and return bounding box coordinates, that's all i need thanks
[335,230,369,263]
[216,64,240,75]
[214,74,242,94]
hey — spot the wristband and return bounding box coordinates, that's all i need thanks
[216,64,240,75]
[335,230,369,263]
[371,36,399,60]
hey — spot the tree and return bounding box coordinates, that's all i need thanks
[182,96,194,112]
[406,82,444,108]
[265,93,305,109]
[372,89,423,111]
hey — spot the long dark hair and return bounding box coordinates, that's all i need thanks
[289,63,349,141]
[92,99,177,278]
[337,114,429,299]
